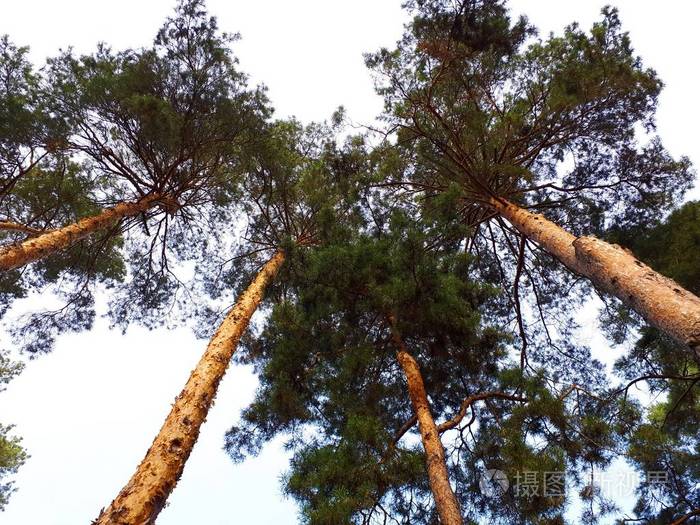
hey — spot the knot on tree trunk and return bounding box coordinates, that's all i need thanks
[157,195,181,216]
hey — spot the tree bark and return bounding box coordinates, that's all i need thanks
[0,221,46,236]
[488,197,700,358]
[389,317,464,525]
[0,194,162,272]
[93,250,285,525]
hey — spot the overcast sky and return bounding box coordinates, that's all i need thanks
[1,1,699,524]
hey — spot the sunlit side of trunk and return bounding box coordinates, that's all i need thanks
[489,197,700,357]
[389,318,463,525]
[93,251,285,525]
[0,194,161,271]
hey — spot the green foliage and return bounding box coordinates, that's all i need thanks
[609,200,700,296]
[0,35,63,197]
[0,351,27,511]
[0,2,696,523]
[368,1,693,232]
[195,117,370,328]
[0,423,26,512]
[45,0,268,204]
[0,36,123,338]
[225,230,490,521]
[285,428,427,525]
[225,189,616,522]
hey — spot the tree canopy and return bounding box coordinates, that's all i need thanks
[0,0,270,353]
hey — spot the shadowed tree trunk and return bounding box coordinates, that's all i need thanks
[488,197,700,358]
[93,250,285,525]
[388,316,464,525]
[0,193,162,271]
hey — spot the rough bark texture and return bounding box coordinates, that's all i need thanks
[486,197,579,269]
[488,197,700,358]
[389,319,463,525]
[0,194,161,271]
[93,250,285,525]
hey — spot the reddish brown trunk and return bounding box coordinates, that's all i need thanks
[389,318,463,525]
[0,194,161,272]
[0,221,45,236]
[489,197,700,357]
[93,251,285,525]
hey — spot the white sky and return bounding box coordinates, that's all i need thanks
[0,1,699,524]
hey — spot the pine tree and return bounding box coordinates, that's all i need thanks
[2,2,696,522]
[0,0,270,354]
[225,195,621,523]
[93,119,358,524]
[388,316,466,525]
[366,0,699,357]
[1,0,267,271]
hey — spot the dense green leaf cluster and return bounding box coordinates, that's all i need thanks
[224,196,626,522]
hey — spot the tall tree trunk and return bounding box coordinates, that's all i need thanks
[93,250,285,525]
[388,317,464,525]
[488,197,700,358]
[0,193,162,272]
